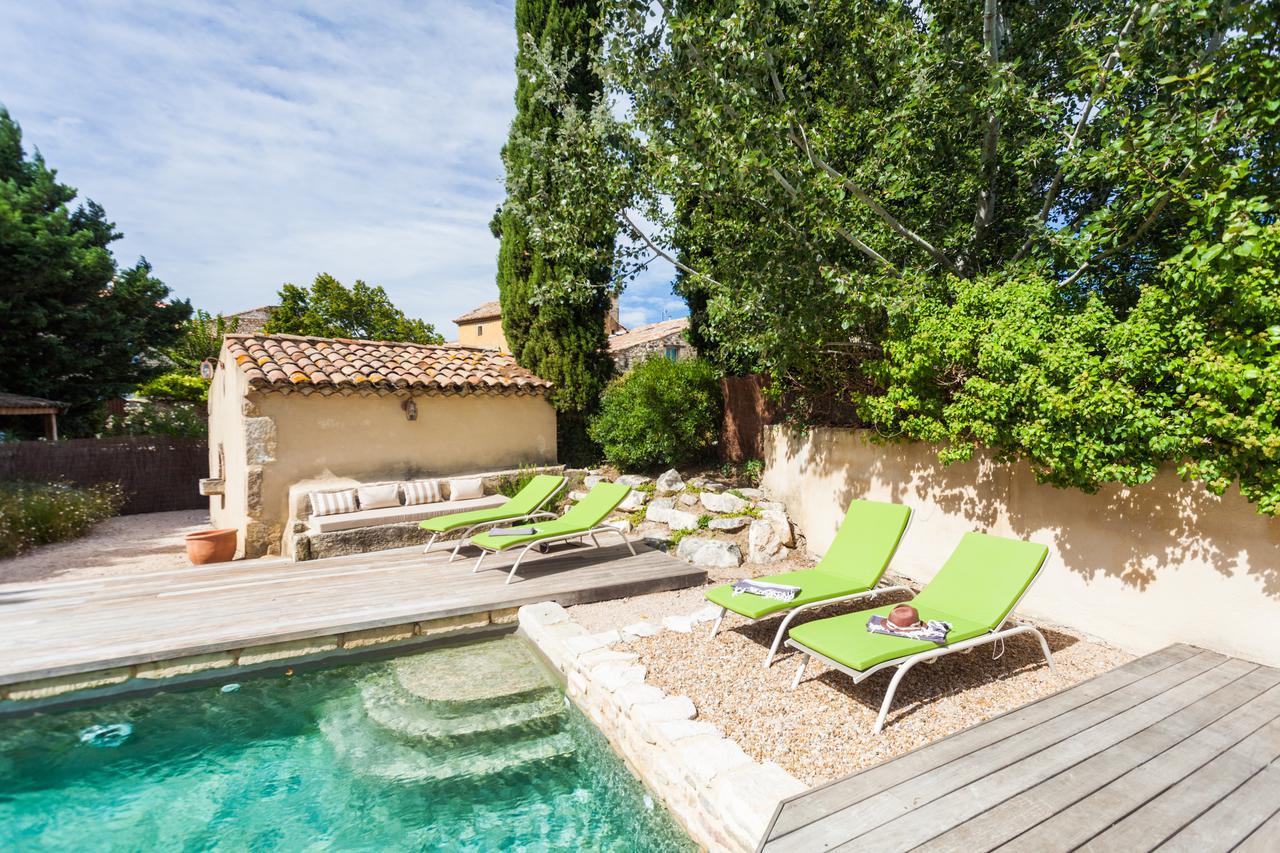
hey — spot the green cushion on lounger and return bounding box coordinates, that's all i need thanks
[470,482,632,552]
[703,499,912,620]
[419,474,565,533]
[787,532,1049,672]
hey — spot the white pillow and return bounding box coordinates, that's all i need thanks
[309,489,357,517]
[357,483,400,510]
[448,477,484,501]
[403,479,442,506]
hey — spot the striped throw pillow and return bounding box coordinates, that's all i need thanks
[309,489,358,517]
[403,479,442,506]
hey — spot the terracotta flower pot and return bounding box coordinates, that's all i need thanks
[186,528,238,565]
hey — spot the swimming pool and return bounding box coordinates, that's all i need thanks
[0,636,694,851]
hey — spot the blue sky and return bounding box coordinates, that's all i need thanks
[0,0,683,335]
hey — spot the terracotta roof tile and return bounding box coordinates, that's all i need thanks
[222,334,553,397]
[453,300,503,324]
[608,317,690,352]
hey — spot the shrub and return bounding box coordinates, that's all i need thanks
[497,465,540,498]
[137,371,210,403]
[589,357,723,470]
[0,481,123,559]
[102,401,207,439]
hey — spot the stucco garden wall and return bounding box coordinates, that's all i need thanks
[210,388,556,557]
[760,425,1280,667]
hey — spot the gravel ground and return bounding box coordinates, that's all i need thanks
[0,509,216,587]
[571,566,1131,787]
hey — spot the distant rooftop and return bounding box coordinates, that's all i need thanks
[454,300,503,325]
[608,317,690,352]
[227,305,278,335]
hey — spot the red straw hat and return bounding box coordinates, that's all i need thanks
[888,604,921,629]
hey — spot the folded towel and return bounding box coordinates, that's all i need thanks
[866,614,951,645]
[731,579,801,601]
[489,526,538,536]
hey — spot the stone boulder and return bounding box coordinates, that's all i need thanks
[678,492,700,507]
[759,508,795,547]
[748,518,793,564]
[676,536,744,568]
[737,487,765,500]
[665,509,700,531]
[701,491,749,514]
[583,474,609,490]
[568,490,589,502]
[701,482,726,493]
[655,468,684,495]
[617,489,648,512]
[644,497,676,524]
[617,474,653,487]
[707,516,750,533]
[604,518,633,535]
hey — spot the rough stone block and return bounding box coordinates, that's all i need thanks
[665,509,700,531]
[701,491,748,514]
[519,601,570,626]
[417,612,490,637]
[7,667,134,701]
[737,487,765,500]
[563,632,617,659]
[621,620,661,640]
[617,490,648,512]
[568,490,589,502]
[655,468,684,495]
[238,636,339,666]
[135,652,237,680]
[654,719,722,742]
[678,734,753,788]
[678,493,700,507]
[615,683,665,709]
[583,474,608,490]
[676,536,743,568]
[632,695,697,726]
[595,663,646,692]
[616,474,653,487]
[689,604,723,624]
[707,762,807,848]
[489,607,520,625]
[604,518,633,535]
[662,614,696,633]
[707,515,750,532]
[243,416,277,465]
[341,623,416,649]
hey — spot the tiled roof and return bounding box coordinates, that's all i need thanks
[453,300,503,324]
[223,334,552,397]
[227,305,278,335]
[608,317,690,352]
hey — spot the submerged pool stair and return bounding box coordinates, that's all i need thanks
[320,638,577,785]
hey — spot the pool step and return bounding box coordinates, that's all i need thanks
[390,637,555,708]
[361,679,565,743]
[320,698,575,784]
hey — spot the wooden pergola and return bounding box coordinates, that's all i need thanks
[0,392,67,440]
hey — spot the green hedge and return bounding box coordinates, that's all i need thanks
[589,357,723,470]
[0,482,123,559]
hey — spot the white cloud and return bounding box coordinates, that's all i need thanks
[0,0,685,334]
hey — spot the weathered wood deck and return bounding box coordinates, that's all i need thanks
[0,539,704,685]
[760,644,1280,852]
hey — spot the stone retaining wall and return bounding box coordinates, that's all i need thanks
[518,601,804,852]
[0,609,518,711]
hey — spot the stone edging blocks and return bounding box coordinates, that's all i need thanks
[518,601,805,853]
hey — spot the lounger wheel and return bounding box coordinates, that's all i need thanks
[537,543,550,554]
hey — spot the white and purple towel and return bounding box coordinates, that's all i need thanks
[731,579,801,602]
[866,614,952,645]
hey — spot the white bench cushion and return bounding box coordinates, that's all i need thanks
[308,494,507,534]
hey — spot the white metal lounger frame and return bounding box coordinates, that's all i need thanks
[422,478,568,560]
[707,583,915,669]
[472,524,636,585]
[707,509,916,668]
[785,556,1056,735]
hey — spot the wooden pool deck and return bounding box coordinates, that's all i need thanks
[759,643,1280,852]
[0,539,704,686]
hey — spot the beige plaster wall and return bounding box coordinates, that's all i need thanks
[761,426,1280,666]
[250,390,555,554]
[455,320,507,351]
[206,353,251,555]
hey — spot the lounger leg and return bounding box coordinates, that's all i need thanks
[873,661,920,734]
[450,536,466,563]
[764,608,807,668]
[588,532,601,549]
[790,654,809,690]
[423,533,438,554]
[473,552,486,574]
[506,546,533,585]
[1028,625,1057,674]
[707,607,726,639]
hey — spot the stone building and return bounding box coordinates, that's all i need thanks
[205,333,556,558]
[453,296,626,352]
[607,318,694,373]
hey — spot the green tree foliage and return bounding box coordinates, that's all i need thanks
[166,309,239,371]
[589,357,723,470]
[266,273,443,343]
[0,107,191,434]
[506,0,1280,512]
[136,372,210,404]
[495,0,615,463]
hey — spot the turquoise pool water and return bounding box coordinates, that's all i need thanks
[0,637,694,851]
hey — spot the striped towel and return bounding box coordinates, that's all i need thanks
[866,615,952,645]
[731,579,801,601]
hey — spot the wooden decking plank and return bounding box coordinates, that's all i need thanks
[0,540,705,684]
[1077,712,1280,850]
[835,657,1257,851]
[763,648,1223,852]
[1157,761,1280,851]
[1234,804,1280,853]
[762,644,1198,844]
[923,667,1280,853]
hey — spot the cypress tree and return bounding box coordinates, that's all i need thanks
[494,0,614,465]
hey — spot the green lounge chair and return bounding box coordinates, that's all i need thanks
[786,531,1055,734]
[419,474,567,561]
[703,499,914,667]
[469,482,636,584]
